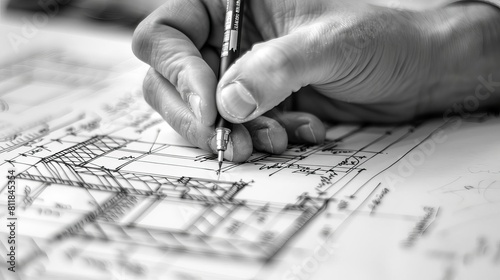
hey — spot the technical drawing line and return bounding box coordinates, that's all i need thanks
[327,168,366,197]
[310,126,402,193]
[0,112,455,274]
[127,197,163,226]
[115,144,168,171]
[56,192,127,240]
[148,129,161,153]
[348,122,449,198]
[266,201,329,261]
[220,125,368,175]
[40,135,128,165]
[0,113,85,154]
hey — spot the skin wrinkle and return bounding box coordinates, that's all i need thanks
[156,0,208,48]
[407,19,435,81]
[393,36,428,111]
[178,56,210,99]
[321,52,360,90]
[183,118,198,146]
[284,12,325,35]
[299,21,341,84]
[159,44,197,89]
[172,106,199,146]
[480,7,500,54]
[330,12,386,82]
[310,5,497,120]
[144,71,172,124]
[479,17,487,55]
[317,46,370,101]
[362,47,388,101]
[430,6,482,73]
[152,35,175,83]
[328,40,364,83]
[264,42,304,92]
[339,44,383,102]
[370,43,413,103]
[422,4,500,116]
[322,11,422,105]
[177,67,190,101]
[132,22,152,61]
[254,1,325,39]
[256,1,289,38]
[142,72,156,111]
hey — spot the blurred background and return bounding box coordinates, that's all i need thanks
[0,0,167,142]
[1,0,164,27]
[0,0,168,67]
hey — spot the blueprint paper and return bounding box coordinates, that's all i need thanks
[0,23,499,280]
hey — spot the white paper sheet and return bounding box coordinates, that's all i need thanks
[0,20,499,280]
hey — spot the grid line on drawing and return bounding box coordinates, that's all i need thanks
[0,58,445,266]
[5,133,328,261]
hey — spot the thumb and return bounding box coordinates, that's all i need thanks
[216,31,326,123]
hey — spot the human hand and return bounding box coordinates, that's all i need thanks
[132,0,500,162]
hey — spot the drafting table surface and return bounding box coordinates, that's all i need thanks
[0,17,499,280]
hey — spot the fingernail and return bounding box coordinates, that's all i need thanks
[225,140,234,161]
[295,124,318,144]
[188,94,202,121]
[255,128,274,152]
[220,82,256,120]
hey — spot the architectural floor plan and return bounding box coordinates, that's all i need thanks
[1,26,499,280]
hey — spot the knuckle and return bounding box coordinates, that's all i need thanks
[250,42,302,91]
[142,68,158,106]
[172,109,197,144]
[159,54,195,91]
[132,21,154,62]
[142,69,172,120]
[159,51,183,88]
[253,43,294,74]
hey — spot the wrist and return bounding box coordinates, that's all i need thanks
[440,2,500,58]
[417,2,500,113]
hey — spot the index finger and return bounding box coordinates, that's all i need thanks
[132,0,225,126]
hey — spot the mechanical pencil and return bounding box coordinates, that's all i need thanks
[216,0,245,177]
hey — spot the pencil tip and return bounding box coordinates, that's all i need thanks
[217,161,223,178]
